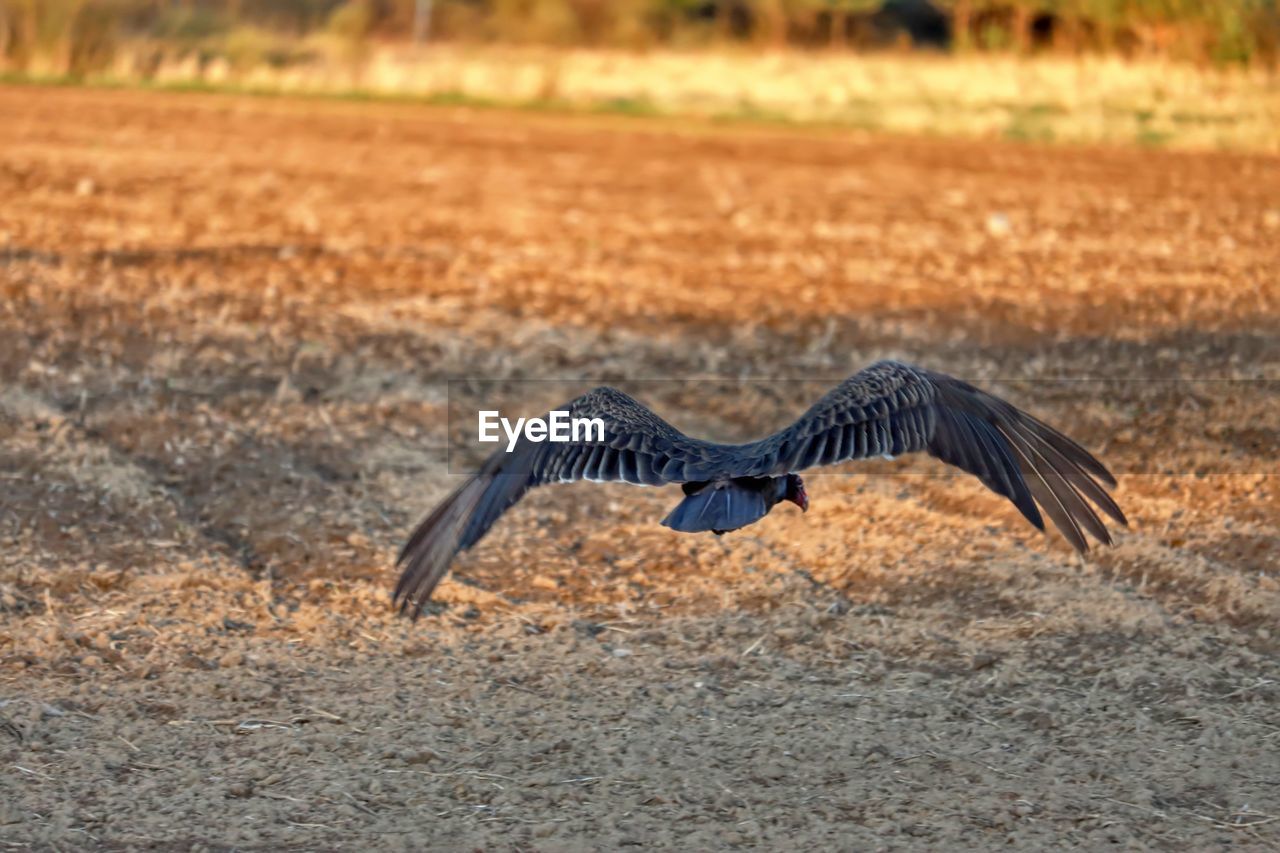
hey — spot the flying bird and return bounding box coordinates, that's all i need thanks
[395,360,1126,616]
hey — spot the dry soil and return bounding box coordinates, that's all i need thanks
[0,86,1278,850]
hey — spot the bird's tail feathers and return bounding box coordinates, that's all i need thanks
[661,483,769,534]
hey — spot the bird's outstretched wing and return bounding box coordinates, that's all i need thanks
[395,361,1127,616]
[394,387,731,616]
[729,360,1127,551]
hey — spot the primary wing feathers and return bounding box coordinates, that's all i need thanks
[395,361,1127,616]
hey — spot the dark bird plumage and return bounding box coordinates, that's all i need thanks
[394,360,1127,617]
[661,474,806,536]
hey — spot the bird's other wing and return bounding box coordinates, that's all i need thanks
[734,360,1127,551]
[394,387,728,616]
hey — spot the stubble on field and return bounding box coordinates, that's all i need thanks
[0,86,1277,849]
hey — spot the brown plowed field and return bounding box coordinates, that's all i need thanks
[1,86,1278,850]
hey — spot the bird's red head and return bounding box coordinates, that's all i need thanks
[785,473,809,513]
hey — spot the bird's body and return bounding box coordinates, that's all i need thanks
[394,360,1127,616]
[662,475,807,535]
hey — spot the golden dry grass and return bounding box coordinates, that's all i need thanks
[19,44,1279,152]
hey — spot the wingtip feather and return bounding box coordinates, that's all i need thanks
[928,371,1125,553]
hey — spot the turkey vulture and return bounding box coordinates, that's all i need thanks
[395,360,1126,616]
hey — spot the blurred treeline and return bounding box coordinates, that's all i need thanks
[1,0,1277,76]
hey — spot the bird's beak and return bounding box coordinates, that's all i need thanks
[795,491,809,513]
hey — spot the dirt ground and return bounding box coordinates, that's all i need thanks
[0,85,1277,850]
